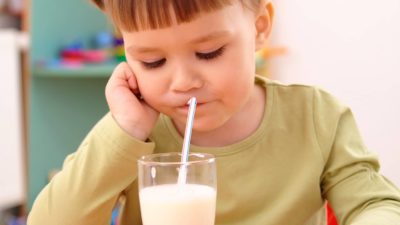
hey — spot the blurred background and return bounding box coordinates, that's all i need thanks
[0,0,399,224]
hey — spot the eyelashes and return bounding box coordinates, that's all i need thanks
[141,46,226,69]
[142,58,166,69]
[196,46,225,60]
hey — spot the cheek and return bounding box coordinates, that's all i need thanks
[219,49,255,85]
[217,52,255,103]
[125,60,165,104]
[137,77,163,101]
[224,41,255,75]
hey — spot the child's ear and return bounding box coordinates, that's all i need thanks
[90,0,105,10]
[255,1,274,51]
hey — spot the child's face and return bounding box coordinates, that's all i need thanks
[122,2,265,132]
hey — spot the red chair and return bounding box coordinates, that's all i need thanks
[327,203,338,225]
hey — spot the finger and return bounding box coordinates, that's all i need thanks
[118,63,143,99]
[120,62,138,91]
[106,62,139,97]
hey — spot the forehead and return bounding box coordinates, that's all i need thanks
[104,0,255,32]
[121,3,250,49]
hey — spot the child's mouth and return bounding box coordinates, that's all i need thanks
[177,102,204,113]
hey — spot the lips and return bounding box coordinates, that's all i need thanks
[176,102,207,114]
[177,102,203,109]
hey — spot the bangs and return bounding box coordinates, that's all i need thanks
[103,0,250,32]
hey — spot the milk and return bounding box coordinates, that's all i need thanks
[139,184,216,225]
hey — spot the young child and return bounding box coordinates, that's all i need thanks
[28,0,400,224]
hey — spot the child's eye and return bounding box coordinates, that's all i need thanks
[141,58,166,69]
[196,46,225,60]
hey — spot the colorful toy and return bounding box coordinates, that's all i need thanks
[113,33,126,62]
[255,46,287,77]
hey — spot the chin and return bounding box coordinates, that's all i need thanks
[191,116,228,133]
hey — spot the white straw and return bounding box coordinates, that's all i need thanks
[177,97,197,185]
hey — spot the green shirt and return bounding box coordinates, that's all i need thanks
[28,76,400,225]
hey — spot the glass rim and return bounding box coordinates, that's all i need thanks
[138,152,215,166]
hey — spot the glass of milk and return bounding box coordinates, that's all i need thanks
[138,152,217,225]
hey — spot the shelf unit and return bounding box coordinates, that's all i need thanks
[32,63,116,78]
[28,0,113,208]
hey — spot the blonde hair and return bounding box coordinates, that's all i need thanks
[90,0,260,31]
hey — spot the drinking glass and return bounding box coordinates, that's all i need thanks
[138,152,217,225]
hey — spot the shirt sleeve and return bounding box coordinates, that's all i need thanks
[27,113,155,225]
[313,88,400,225]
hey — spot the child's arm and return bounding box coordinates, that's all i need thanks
[28,63,159,225]
[314,89,400,224]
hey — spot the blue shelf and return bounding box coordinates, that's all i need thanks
[32,63,117,78]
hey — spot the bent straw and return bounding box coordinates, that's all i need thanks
[177,97,197,185]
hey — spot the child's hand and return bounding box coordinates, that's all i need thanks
[105,62,159,141]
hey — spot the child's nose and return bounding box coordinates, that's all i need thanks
[170,65,203,92]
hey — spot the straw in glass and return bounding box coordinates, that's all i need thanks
[177,97,197,185]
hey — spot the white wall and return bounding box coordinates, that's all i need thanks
[0,29,25,209]
[269,0,400,186]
